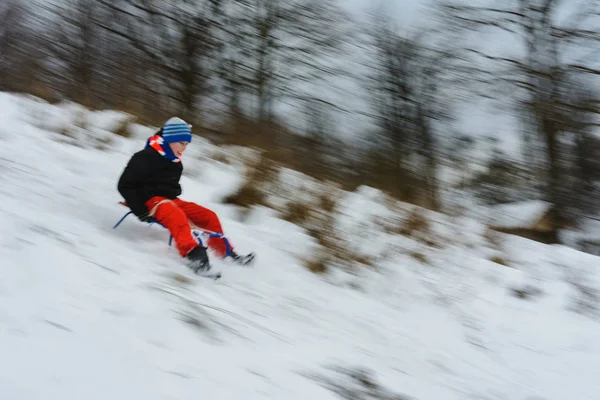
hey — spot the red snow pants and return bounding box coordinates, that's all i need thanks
[145,197,232,258]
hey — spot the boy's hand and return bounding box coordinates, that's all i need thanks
[138,213,153,223]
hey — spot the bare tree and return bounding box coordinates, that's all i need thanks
[98,0,221,123]
[556,78,600,216]
[214,9,250,119]
[46,0,107,105]
[0,0,19,90]
[226,0,351,122]
[0,0,45,94]
[0,0,22,90]
[439,0,600,236]
[298,97,337,179]
[365,18,451,208]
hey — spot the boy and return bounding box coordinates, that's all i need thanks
[117,117,254,273]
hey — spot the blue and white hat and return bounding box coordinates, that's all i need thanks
[161,117,192,143]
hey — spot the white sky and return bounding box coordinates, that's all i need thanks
[343,0,428,26]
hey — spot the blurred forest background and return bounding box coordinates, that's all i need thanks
[1,0,600,242]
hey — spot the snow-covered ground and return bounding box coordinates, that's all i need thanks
[1,93,600,400]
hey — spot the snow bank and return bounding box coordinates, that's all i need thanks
[487,200,552,229]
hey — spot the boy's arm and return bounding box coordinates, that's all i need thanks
[117,152,155,220]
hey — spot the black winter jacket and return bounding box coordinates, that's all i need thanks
[117,147,183,218]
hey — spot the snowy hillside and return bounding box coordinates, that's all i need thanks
[1,93,600,400]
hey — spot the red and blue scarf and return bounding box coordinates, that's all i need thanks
[145,135,182,163]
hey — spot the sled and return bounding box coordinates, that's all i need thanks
[112,201,232,256]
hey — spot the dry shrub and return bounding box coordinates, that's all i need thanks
[177,310,212,332]
[423,236,442,249]
[399,207,430,237]
[570,282,599,317]
[171,273,193,285]
[59,126,76,138]
[304,253,329,274]
[111,98,159,127]
[299,186,377,275]
[301,199,339,276]
[223,184,264,209]
[489,255,509,266]
[484,227,502,248]
[210,151,231,165]
[319,191,337,214]
[215,116,284,155]
[222,154,278,209]
[306,222,374,274]
[382,193,398,211]
[73,109,87,130]
[410,251,428,264]
[59,108,87,138]
[300,195,343,274]
[56,126,85,148]
[510,285,542,300]
[112,116,136,138]
[95,135,113,151]
[309,366,411,400]
[353,255,372,266]
[29,82,61,104]
[391,206,446,249]
[281,200,312,226]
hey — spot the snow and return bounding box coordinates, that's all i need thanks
[86,109,136,133]
[485,200,552,229]
[1,92,600,400]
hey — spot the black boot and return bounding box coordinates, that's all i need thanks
[228,250,255,266]
[186,245,211,273]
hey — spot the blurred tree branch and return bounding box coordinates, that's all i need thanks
[438,0,600,235]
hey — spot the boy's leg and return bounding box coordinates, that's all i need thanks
[173,199,232,258]
[145,197,198,257]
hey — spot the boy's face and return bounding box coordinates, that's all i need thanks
[168,141,189,157]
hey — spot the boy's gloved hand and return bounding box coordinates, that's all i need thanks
[138,213,154,223]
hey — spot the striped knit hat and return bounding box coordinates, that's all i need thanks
[161,117,192,143]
